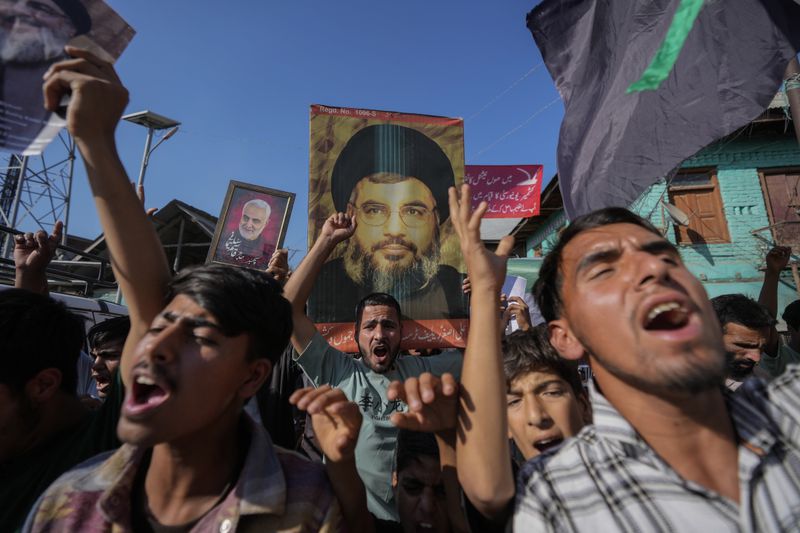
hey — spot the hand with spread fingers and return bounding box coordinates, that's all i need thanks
[14,221,63,294]
[387,372,458,434]
[42,46,129,143]
[447,185,514,294]
[290,385,362,463]
[267,249,290,284]
[320,212,356,246]
[14,221,62,273]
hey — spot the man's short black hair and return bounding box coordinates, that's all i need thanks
[533,207,663,322]
[87,315,130,351]
[711,294,776,331]
[394,429,439,474]
[783,300,800,331]
[0,289,83,395]
[330,124,454,222]
[354,292,402,333]
[166,264,292,364]
[502,325,584,398]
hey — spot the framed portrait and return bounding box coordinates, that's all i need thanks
[207,181,295,271]
[308,104,467,352]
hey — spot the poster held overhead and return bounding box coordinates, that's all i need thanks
[308,104,468,352]
[207,180,295,272]
[465,164,542,218]
[0,0,135,155]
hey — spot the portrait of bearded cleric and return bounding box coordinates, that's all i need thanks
[208,181,294,272]
[309,122,468,323]
[0,0,133,154]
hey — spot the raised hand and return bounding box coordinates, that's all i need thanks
[43,46,129,143]
[267,248,290,284]
[765,246,791,274]
[14,221,62,273]
[290,385,362,463]
[320,212,356,246]
[135,182,159,218]
[503,296,532,332]
[387,372,458,434]
[448,185,514,294]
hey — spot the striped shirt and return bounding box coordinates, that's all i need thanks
[23,416,343,532]
[514,365,800,532]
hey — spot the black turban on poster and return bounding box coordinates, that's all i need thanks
[53,0,92,35]
[330,124,455,222]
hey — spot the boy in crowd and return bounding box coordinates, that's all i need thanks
[445,187,591,529]
[25,47,341,531]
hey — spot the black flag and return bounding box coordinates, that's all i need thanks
[528,0,800,219]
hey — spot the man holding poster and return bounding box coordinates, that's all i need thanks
[308,109,469,350]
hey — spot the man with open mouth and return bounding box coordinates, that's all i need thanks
[510,207,800,531]
[87,316,130,400]
[26,48,343,532]
[284,213,463,522]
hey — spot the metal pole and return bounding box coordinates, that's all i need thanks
[61,136,76,246]
[4,155,28,258]
[173,217,185,272]
[785,56,800,147]
[136,127,155,188]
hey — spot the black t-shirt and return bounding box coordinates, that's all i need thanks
[0,373,123,532]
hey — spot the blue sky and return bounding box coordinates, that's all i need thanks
[66,0,563,262]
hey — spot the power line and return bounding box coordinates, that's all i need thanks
[466,62,543,122]
[472,96,561,158]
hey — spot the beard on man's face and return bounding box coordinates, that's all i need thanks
[0,22,73,64]
[343,233,441,295]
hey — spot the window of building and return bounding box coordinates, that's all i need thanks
[667,168,730,245]
[759,169,800,250]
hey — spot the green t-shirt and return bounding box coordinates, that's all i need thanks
[761,341,800,380]
[295,332,462,521]
[0,373,123,532]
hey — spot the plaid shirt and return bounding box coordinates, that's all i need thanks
[514,365,800,532]
[23,417,343,532]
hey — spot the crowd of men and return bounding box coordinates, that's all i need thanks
[2,46,800,533]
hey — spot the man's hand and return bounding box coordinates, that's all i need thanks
[290,385,362,463]
[766,246,791,275]
[503,296,532,332]
[267,249,290,284]
[388,373,458,434]
[134,182,159,218]
[461,276,471,295]
[448,185,513,294]
[43,46,129,143]
[320,212,356,247]
[14,221,62,274]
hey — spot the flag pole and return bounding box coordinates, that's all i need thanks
[785,56,800,147]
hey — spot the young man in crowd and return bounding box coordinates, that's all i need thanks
[1,225,124,532]
[445,187,591,529]
[710,294,776,390]
[512,206,800,530]
[87,316,130,400]
[25,47,342,531]
[284,213,462,521]
[756,245,800,377]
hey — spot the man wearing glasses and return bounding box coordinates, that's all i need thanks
[309,124,468,323]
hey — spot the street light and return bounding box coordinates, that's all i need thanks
[122,110,181,188]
